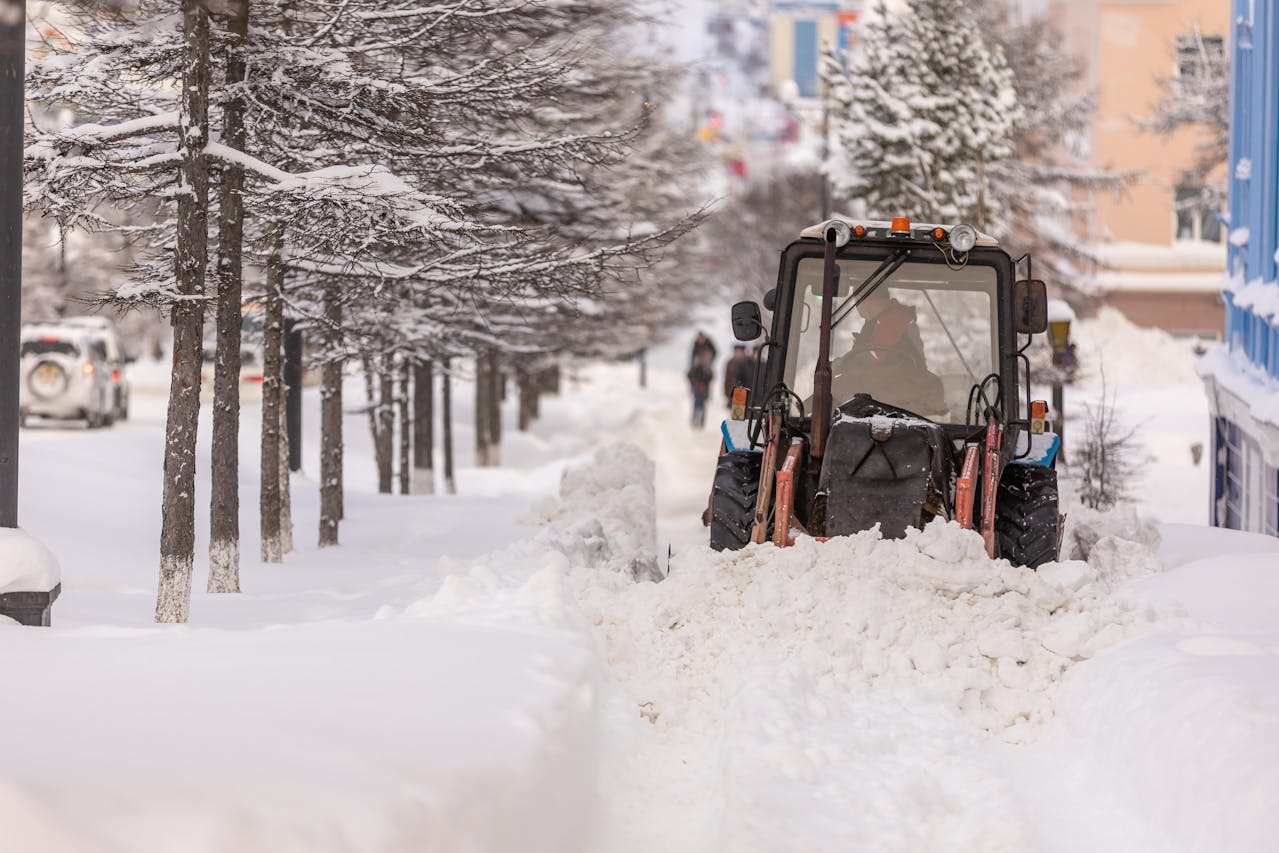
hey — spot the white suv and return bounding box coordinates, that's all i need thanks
[19,324,117,428]
[61,316,132,421]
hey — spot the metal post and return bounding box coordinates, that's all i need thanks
[1052,381,1065,464]
[284,319,302,472]
[0,0,25,529]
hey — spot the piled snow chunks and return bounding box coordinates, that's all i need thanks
[574,519,1169,743]
[524,444,662,582]
[1063,502,1161,568]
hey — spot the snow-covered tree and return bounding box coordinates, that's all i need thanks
[979,2,1128,295]
[824,0,1019,227]
[1144,25,1229,213]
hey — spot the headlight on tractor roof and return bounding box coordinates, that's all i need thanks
[949,224,977,253]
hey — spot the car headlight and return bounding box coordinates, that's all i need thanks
[949,224,977,253]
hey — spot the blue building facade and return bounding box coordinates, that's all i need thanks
[1205,0,1279,535]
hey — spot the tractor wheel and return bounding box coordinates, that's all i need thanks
[995,463,1061,569]
[709,451,762,551]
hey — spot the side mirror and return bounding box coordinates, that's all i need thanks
[762,288,777,312]
[731,301,764,341]
[1013,279,1048,334]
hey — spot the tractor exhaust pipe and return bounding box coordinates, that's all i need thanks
[810,221,849,461]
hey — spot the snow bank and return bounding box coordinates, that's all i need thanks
[425,446,1171,746]
[524,444,660,582]
[417,444,1178,850]
[578,520,1168,744]
[1070,307,1200,386]
[1062,503,1161,563]
[0,527,61,594]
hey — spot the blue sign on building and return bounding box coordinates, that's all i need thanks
[1204,0,1279,535]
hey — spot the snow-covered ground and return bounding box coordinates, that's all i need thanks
[3,312,1278,851]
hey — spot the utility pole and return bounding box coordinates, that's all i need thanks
[1,0,25,530]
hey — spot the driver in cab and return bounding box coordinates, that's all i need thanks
[831,286,945,415]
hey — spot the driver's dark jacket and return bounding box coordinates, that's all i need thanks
[832,298,944,414]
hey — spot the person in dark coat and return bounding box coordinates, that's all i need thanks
[723,344,754,406]
[691,331,717,367]
[832,288,945,414]
[687,354,713,428]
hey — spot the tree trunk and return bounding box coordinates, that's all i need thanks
[413,360,434,493]
[259,234,284,564]
[541,364,560,396]
[207,0,249,594]
[517,369,535,432]
[442,357,456,495]
[485,349,502,467]
[156,0,209,624]
[319,286,342,547]
[279,402,293,554]
[474,353,489,467]
[638,348,647,388]
[398,358,411,494]
[377,355,394,493]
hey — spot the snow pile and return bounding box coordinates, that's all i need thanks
[1062,503,1162,563]
[524,444,661,582]
[427,445,1172,744]
[1070,307,1199,386]
[0,527,61,594]
[578,521,1168,743]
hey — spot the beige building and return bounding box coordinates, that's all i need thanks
[1053,0,1230,336]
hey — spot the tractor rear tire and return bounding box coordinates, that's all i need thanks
[995,463,1061,569]
[709,451,762,551]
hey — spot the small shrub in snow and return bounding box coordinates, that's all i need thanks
[1073,381,1146,511]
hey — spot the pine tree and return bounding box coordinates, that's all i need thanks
[825,0,1019,226]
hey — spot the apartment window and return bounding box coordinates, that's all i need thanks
[1175,185,1222,242]
[1175,33,1224,78]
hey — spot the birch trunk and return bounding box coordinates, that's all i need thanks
[377,355,394,493]
[413,360,434,493]
[156,0,209,624]
[259,235,284,564]
[279,402,293,554]
[319,286,342,547]
[442,357,456,495]
[207,0,248,594]
[398,359,411,495]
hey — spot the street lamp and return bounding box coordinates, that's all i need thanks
[1046,299,1077,459]
[1,0,61,625]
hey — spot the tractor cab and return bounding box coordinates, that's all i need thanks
[711,216,1060,568]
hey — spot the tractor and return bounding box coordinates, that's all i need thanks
[707,216,1062,568]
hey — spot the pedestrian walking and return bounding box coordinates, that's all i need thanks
[691,331,717,367]
[687,353,713,429]
[723,344,753,406]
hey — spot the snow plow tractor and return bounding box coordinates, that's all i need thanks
[707,216,1063,568]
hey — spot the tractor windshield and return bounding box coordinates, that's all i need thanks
[784,256,998,423]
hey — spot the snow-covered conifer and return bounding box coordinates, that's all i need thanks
[825,0,1019,227]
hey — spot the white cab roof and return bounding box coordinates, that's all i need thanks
[799,216,999,247]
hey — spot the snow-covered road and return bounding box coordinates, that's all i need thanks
[4,314,1279,852]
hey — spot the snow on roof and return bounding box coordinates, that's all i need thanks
[1046,299,1075,323]
[1198,345,1279,446]
[1093,271,1226,294]
[798,216,999,247]
[1090,240,1226,272]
